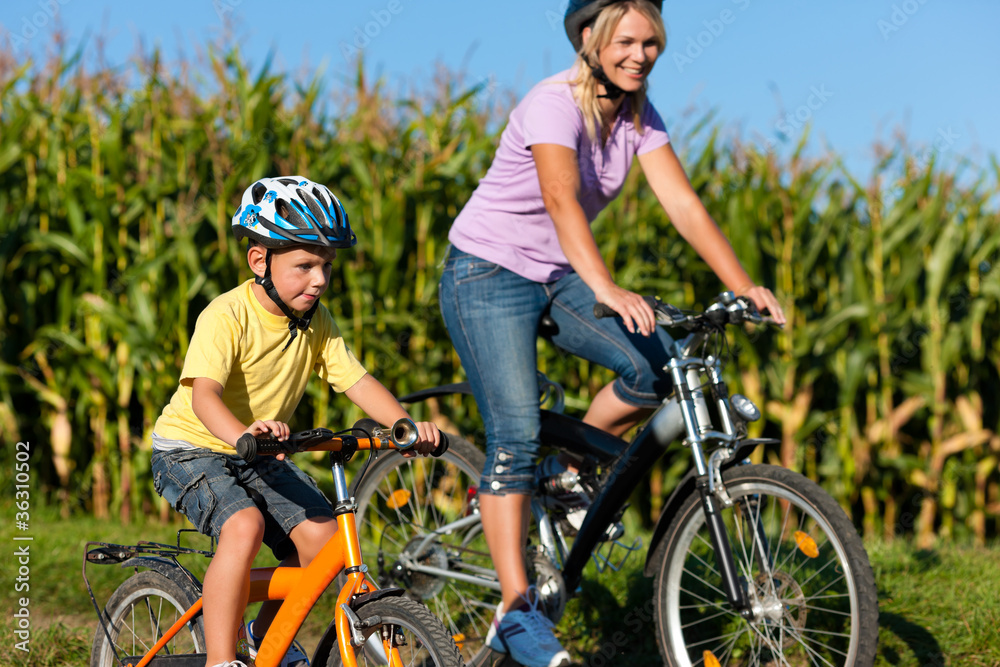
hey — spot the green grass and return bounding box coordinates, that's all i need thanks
[869,541,1000,666]
[2,506,999,666]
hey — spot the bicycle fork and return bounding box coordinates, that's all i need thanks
[670,358,755,618]
[695,475,752,615]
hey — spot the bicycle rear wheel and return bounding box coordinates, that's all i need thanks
[353,434,496,661]
[91,569,205,667]
[324,596,464,667]
[651,464,878,667]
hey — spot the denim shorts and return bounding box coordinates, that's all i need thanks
[438,247,674,495]
[151,446,333,560]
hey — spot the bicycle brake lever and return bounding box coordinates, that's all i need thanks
[657,303,686,325]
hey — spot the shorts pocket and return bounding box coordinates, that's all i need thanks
[173,473,218,535]
[154,452,220,535]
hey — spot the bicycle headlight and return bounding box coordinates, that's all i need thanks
[730,394,761,422]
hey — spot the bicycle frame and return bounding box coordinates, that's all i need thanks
[87,439,412,667]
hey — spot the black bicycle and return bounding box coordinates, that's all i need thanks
[351,292,879,666]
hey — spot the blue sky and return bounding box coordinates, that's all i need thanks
[2,0,998,181]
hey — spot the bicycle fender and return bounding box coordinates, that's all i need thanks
[398,383,473,404]
[311,587,407,666]
[643,469,699,577]
[643,440,776,576]
[121,557,203,594]
[349,586,406,608]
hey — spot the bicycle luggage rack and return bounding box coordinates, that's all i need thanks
[84,530,216,667]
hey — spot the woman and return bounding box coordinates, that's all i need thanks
[439,2,786,665]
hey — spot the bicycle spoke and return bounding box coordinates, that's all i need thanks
[685,541,723,581]
[731,502,757,585]
[795,557,844,594]
[768,491,784,570]
[401,463,427,529]
[792,626,854,641]
[786,628,842,666]
[677,586,744,623]
[682,627,747,651]
[679,606,735,629]
[752,623,793,667]
[681,565,730,600]
[715,625,746,667]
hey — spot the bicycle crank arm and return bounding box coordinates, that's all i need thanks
[697,477,753,617]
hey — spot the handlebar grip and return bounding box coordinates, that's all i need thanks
[594,296,664,321]
[235,433,297,463]
[432,432,451,458]
[593,303,618,319]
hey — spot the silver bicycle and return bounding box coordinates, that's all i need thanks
[352,292,879,666]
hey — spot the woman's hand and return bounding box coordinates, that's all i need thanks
[739,285,787,325]
[404,421,441,458]
[593,282,656,337]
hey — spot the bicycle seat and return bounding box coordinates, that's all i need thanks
[539,312,559,340]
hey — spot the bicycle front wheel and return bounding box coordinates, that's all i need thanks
[91,569,205,667]
[353,434,496,661]
[325,596,464,667]
[652,464,878,667]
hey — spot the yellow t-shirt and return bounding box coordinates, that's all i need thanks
[154,280,368,453]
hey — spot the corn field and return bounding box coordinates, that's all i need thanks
[1,46,998,546]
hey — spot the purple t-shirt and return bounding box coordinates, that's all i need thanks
[449,68,670,283]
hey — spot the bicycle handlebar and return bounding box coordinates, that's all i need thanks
[235,418,451,463]
[593,292,783,331]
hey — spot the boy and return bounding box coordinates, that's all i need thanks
[151,176,440,667]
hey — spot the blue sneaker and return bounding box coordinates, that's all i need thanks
[247,620,310,667]
[485,588,571,667]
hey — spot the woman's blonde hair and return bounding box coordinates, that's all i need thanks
[571,0,666,142]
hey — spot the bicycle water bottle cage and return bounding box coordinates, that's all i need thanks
[591,533,643,573]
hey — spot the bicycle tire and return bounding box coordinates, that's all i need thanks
[90,569,206,667]
[650,464,879,667]
[324,596,464,667]
[352,434,495,661]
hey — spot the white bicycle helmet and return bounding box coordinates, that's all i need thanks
[232,176,356,349]
[232,176,356,249]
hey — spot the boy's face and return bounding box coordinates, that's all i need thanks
[249,244,337,315]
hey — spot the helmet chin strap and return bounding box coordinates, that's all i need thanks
[255,249,320,351]
[588,60,626,100]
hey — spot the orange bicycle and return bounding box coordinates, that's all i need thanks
[84,419,464,667]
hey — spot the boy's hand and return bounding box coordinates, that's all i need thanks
[243,420,291,460]
[403,421,440,458]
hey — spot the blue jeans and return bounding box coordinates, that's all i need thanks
[438,247,674,495]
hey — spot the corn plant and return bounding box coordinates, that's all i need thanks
[1,44,997,543]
